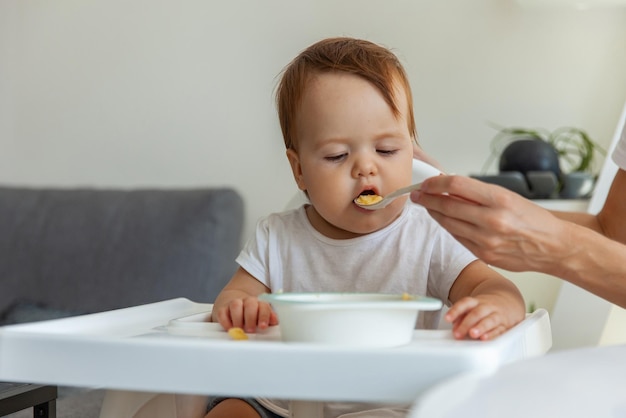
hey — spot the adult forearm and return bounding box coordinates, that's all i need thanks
[548,222,626,309]
[551,210,602,234]
[553,169,626,244]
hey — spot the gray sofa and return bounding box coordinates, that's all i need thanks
[0,186,245,417]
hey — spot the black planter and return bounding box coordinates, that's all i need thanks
[499,138,562,180]
[471,139,595,199]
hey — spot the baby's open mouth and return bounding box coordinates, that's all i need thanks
[355,190,383,206]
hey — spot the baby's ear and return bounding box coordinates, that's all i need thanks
[286,149,307,191]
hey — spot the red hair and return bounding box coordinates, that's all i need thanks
[276,37,417,150]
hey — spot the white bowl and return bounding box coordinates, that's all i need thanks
[258,292,443,348]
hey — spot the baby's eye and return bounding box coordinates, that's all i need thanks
[377,149,398,156]
[324,153,347,162]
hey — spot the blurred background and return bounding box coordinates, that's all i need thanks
[1,0,625,242]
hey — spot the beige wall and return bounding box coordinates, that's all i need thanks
[1,0,625,243]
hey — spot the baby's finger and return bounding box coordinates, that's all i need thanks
[450,300,498,339]
[225,298,245,329]
[445,297,479,323]
[268,309,279,326]
[464,311,501,339]
[215,307,234,331]
[243,297,260,333]
[257,302,274,329]
[477,324,507,341]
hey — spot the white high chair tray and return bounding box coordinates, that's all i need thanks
[0,298,551,404]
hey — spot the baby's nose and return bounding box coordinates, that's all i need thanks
[352,157,378,178]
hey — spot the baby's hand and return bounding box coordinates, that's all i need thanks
[214,296,278,333]
[445,296,516,341]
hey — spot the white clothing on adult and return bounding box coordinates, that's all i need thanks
[237,203,477,418]
[611,123,626,169]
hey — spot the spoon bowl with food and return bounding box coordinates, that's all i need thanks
[355,159,442,210]
[354,183,424,210]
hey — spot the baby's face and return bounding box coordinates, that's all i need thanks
[287,71,413,238]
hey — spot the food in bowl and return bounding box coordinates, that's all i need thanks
[258,292,442,348]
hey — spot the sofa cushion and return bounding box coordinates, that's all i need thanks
[0,301,83,325]
[0,186,244,316]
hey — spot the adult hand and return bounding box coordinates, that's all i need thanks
[410,175,571,274]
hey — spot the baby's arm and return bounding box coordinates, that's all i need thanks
[211,267,278,333]
[446,261,525,341]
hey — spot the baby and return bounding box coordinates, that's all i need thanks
[206,37,525,418]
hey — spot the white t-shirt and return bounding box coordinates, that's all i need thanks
[237,203,476,330]
[236,203,478,418]
[611,123,626,169]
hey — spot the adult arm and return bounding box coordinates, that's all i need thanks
[411,175,626,308]
[552,168,626,244]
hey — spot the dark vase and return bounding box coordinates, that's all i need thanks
[498,138,562,180]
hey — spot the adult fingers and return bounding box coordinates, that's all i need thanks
[424,208,485,248]
[418,175,509,209]
[414,190,491,231]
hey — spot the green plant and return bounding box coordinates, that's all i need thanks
[482,123,607,175]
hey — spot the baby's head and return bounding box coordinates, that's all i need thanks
[276,37,416,152]
[276,37,416,238]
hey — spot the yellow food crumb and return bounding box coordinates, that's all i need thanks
[401,292,414,300]
[228,327,249,340]
[356,194,383,205]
